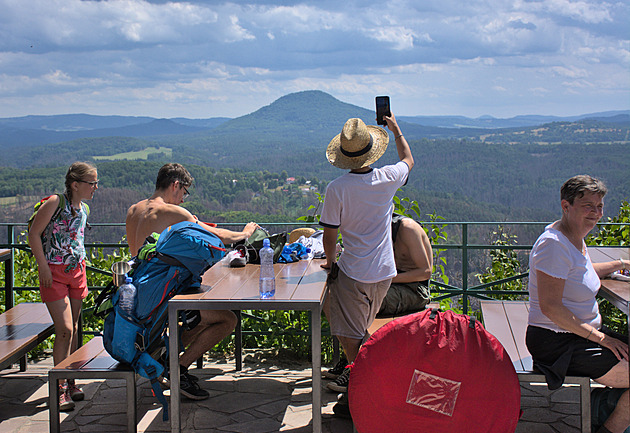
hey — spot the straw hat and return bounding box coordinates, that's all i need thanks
[289,227,316,243]
[326,118,389,169]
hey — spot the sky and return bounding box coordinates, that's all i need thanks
[0,0,628,119]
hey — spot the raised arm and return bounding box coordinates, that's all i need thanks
[384,113,414,171]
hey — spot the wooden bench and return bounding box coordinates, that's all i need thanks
[0,302,55,372]
[480,300,591,433]
[367,302,440,335]
[49,336,137,433]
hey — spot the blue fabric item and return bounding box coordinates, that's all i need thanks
[278,242,310,263]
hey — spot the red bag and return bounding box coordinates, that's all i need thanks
[349,309,520,433]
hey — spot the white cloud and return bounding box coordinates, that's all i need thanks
[0,0,626,118]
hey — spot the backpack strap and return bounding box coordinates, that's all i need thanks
[155,252,185,268]
[391,213,406,244]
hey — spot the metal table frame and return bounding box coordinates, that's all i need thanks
[168,258,327,433]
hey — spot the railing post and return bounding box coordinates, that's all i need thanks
[461,223,468,315]
[5,224,15,309]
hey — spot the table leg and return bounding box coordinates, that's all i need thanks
[169,306,180,433]
[312,307,322,433]
[234,310,242,371]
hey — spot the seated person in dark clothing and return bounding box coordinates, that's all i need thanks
[377,213,432,317]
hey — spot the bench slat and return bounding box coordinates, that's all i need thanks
[501,301,534,371]
[0,303,54,370]
[49,336,137,433]
[52,336,123,371]
[480,300,591,433]
[480,301,525,371]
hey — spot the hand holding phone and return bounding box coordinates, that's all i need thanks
[375,96,391,126]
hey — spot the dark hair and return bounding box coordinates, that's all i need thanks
[560,175,607,204]
[155,163,193,190]
[65,161,97,202]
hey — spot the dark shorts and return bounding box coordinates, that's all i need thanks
[526,325,626,388]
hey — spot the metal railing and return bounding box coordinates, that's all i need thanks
[2,220,628,333]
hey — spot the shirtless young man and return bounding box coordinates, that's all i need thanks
[126,163,258,400]
[391,215,433,287]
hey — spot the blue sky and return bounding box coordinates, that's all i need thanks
[0,0,628,119]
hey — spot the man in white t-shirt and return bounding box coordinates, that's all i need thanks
[319,115,414,414]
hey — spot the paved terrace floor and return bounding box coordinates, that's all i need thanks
[0,350,588,433]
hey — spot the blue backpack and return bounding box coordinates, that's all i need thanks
[102,221,226,420]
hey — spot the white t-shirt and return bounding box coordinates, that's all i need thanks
[527,224,602,332]
[319,161,410,283]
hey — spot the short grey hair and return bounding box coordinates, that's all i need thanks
[560,175,607,204]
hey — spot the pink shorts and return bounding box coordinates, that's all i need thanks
[40,262,88,303]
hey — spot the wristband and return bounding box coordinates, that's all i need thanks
[395,134,403,140]
[619,258,625,270]
[585,328,593,340]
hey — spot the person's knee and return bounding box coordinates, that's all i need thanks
[223,310,238,330]
[199,309,237,330]
[55,324,73,341]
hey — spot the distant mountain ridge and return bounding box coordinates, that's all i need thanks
[0,90,627,169]
[0,91,626,133]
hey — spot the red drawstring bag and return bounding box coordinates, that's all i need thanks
[349,309,520,433]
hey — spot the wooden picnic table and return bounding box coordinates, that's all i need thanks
[588,246,630,316]
[167,256,329,433]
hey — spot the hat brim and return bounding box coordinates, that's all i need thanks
[288,227,317,243]
[326,125,389,169]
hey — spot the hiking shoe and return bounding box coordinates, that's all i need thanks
[332,393,351,419]
[327,367,350,393]
[67,381,85,401]
[227,249,247,267]
[323,358,348,380]
[59,386,75,412]
[180,372,209,400]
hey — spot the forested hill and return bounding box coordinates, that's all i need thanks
[0,90,628,227]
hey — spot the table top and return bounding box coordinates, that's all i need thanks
[170,257,329,309]
[0,249,10,262]
[588,246,629,315]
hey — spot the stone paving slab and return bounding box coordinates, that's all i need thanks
[0,354,588,433]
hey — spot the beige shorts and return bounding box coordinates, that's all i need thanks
[328,265,392,340]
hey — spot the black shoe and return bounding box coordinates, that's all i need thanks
[323,358,348,380]
[327,366,350,393]
[332,393,351,419]
[179,372,209,400]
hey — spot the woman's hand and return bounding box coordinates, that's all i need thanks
[38,264,53,288]
[598,332,629,361]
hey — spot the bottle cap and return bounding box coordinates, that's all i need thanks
[263,238,270,247]
[125,276,132,284]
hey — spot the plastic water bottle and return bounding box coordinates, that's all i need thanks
[259,238,276,299]
[118,276,137,318]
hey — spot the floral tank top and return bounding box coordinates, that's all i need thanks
[42,196,89,271]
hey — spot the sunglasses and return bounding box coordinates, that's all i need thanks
[79,180,99,187]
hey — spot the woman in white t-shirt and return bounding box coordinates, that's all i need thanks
[526,175,629,433]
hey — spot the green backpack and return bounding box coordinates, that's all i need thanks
[27,193,90,234]
[233,228,287,264]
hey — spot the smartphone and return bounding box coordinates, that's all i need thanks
[375,96,391,126]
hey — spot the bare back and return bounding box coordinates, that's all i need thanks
[392,218,433,283]
[126,197,194,256]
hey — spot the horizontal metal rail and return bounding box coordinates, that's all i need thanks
[2,220,627,337]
